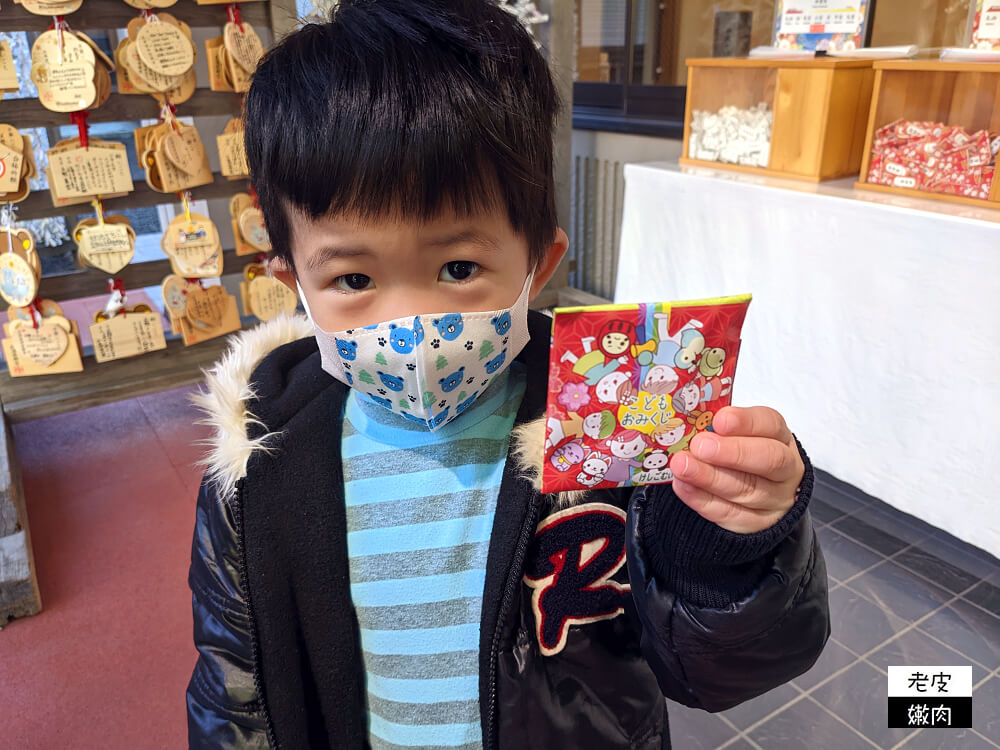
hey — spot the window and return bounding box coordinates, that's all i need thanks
[573,0,976,137]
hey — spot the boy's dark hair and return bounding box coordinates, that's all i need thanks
[244,0,562,270]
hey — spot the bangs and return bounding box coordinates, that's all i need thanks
[244,0,559,265]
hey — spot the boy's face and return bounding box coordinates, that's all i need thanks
[281,205,568,332]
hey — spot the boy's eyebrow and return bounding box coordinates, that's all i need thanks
[424,229,502,252]
[306,245,372,271]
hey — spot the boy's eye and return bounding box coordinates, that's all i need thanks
[439,261,480,282]
[334,273,373,292]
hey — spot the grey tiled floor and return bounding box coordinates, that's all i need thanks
[667,470,1000,750]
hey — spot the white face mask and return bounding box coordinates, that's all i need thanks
[297,274,533,430]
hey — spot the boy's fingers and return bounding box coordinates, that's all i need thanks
[670,453,783,509]
[689,433,801,483]
[713,406,793,444]
[672,478,783,534]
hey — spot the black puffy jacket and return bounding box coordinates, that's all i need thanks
[186,311,830,749]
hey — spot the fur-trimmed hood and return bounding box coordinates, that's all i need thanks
[192,312,586,506]
[192,314,315,503]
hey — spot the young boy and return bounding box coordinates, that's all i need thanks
[186,2,830,748]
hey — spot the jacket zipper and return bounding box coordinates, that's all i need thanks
[485,490,542,750]
[233,478,281,750]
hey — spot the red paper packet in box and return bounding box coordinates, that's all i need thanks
[540,295,751,494]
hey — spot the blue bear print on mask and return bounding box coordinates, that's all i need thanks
[344,371,354,385]
[388,316,424,354]
[455,391,479,414]
[378,371,405,391]
[491,311,511,336]
[438,367,465,393]
[368,394,394,410]
[428,407,450,428]
[336,339,358,360]
[484,348,507,374]
[432,313,464,341]
[402,411,428,426]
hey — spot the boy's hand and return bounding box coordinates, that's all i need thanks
[669,406,804,534]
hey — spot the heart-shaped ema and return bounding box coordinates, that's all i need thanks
[77,223,135,274]
[238,207,271,251]
[248,276,297,322]
[136,20,195,77]
[223,21,264,74]
[160,274,201,317]
[162,128,202,176]
[13,321,69,367]
[162,213,222,277]
[185,285,227,329]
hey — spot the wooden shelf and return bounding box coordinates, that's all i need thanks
[0,335,233,423]
[852,180,1000,210]
[684,57,875,69]
[3,89,245,131]
[40,249,241,302]
[0,0,269,32]
[17,173,249,222]
[872,60,1000,73]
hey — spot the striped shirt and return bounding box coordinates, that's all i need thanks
[341,362,527,749]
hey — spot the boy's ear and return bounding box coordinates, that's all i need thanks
[269,255,297,291]
[529,227,570,300]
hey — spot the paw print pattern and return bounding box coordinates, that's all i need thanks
[406,363,416,371]
[466,377,475,384]
[343,363,351,370]
[377,389,387,395]
[431,339,440,349]
[503,337,509,346]
[481,379,489,387]
[408,395,417,403]
[464,341,474,351]
[377,337,386,346]
[438,399,447,408]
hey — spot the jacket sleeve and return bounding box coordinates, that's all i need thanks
[625,439,830,712]
[186,477,271,749]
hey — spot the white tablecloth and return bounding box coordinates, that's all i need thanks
[614,162,1000,556]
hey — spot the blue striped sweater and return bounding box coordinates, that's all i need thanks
[341,363,527,749]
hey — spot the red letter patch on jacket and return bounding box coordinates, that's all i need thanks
[523,503,631,656]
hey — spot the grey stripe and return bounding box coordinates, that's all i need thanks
[357,596,481,631]
[345,488,498,531]
[367,694,480,728]
[363,649,479,680]
[342,435,513,480]
[349,541,491,584]
[370,737,481,750]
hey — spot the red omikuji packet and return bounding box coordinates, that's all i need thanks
[541,295,752,494]
[868,119,998,200]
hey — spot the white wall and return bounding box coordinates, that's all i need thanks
[613,162,1000,557]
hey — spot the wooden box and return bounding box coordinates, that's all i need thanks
[680,58,877,182]
[856,60,1000,208]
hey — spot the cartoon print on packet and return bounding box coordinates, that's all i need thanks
[540,297,751,493]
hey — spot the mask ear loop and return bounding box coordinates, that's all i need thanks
[295,279,314,324]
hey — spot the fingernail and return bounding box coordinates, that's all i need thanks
[694,434,719,459]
